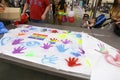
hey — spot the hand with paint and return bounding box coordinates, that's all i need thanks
[61,39,71,44]
[41,43,52,49]
[12,39,24,45]
[12,46,26,54]
[95,43,108,54]
[65,57,81,67]
[41,55,58,64]
[56,44,68,52]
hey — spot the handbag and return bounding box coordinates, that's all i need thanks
[62,15,67,22]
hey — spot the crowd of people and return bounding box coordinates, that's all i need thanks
[0,0,120,34]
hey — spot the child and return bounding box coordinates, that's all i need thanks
[57,0,67,25]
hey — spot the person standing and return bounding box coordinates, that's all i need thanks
[22,0,50,23]
[110,0,120,36]
[110,0,120,23]
[52,0,57,24]
[57,0,67,25]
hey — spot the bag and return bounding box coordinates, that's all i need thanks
[0,22,8,34]
[68,17,75,23]
[93,14,106,28]
[0,7,21,21]
[62,15,67,22]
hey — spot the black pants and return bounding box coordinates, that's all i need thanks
[114,24,120,36]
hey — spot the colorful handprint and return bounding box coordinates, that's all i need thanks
[95,43,108,54]
[12,46,26,54]
[61,39,72,44]
[41,43,52,49]
[65,57,81,67]
[50,38,58,44]
[41,55,58,64]
[56,44,68,52]
[12,39,24,45]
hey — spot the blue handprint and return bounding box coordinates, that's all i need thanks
[0,37,12,46]
[56,44,68,52]
[12,46,26,54]
[12,39,24,45]
[21,30,28,32]
[76,33,82,38]
[24,41,40,47]
[41,55,58,64]
[71,52,81,57]
[29,27,38,30]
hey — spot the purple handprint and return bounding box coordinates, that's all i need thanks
[12,46,26,54]
[61,39,72,44]
[12,39,24,45]
[41,43,52,49]
[95,43,108,54]
[79,47,85,54]
[21,30,28,32]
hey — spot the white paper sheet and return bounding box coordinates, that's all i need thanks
[90,56,120,80]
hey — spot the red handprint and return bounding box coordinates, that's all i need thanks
[65,57,81,67]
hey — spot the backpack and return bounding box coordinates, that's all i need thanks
[93,14,106,28]
[0,22,8,34]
